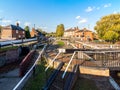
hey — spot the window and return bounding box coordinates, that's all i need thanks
[23,31,24,34]
[22,35,25,38]
[16,30,18,33]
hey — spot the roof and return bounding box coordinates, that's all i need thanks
[65,27,92,33]
[75,29,92,33]
[3,24,24,31]
[65,28,75,32]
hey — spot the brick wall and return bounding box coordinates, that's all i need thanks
[1,28,25,39]
[0,48,19,67]
[1,28,12,39]
[12,30,25,39]
[19,50,35,76]
[6,49,19,64]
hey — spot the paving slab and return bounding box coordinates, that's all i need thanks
[0,68,21,90]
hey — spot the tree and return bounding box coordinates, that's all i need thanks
[56,24,65,37]
[103,31,119,43]
[94,14,120,43]
[24,26,31,38]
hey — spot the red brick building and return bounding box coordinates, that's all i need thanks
[1,23,25,40]
[64,27,94,41]
[30,28,38,37]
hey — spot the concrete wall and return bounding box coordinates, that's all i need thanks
[79,66,109,77]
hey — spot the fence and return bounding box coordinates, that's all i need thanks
[76,51,120,69]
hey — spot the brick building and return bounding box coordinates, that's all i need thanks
[1,23,25,40]
[30,28,44,38]
[64,27,94,41]
[64,27,79,37]
[30,28,38,37]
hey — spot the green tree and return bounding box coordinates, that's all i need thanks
[56,24,65,37]
[94,14,120,43]
[103,31,119,43]
[24,26,31,38]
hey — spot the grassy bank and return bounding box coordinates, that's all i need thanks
[0,46,18,52]
[57,40,64,47]
[23,59,53,90]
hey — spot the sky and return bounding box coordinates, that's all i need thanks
[0,0,120,32]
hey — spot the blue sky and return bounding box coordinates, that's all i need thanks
[0,0,120,32]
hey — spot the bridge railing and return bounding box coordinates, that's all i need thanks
[0,38,37,47]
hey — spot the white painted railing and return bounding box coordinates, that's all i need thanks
[13,44,47,90]
[76,41,100,49]
[45,52,61,71]
[69,43,77,49]
[62,51,76,79]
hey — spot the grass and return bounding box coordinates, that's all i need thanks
[57,40,64,47]
[0,46,18,52]
[23,59,53,90]
[74,77,98,90]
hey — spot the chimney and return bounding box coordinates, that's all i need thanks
[74,27,76,30]
[76,26,79,31]
[16,22,19,27]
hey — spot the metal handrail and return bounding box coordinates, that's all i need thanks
[13,44,47,90]
[45,52,61,71]
[69,43,77,49]
[76,41,100,49]
[62,51,76,79]
[109,76,120,90]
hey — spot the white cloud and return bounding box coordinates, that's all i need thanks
[43,26,47,29]
[0,19,12,23]
[76,16,80,19]
[24,22,31,26]
[1,24,6,26]
[113,11,117,14]
[104,3,111,8]
[17,21,21,24]
[96,7,100,10]
[113,10,120,14]
[76,16,87,24]
[85,7,94,12]
[78,18,87,24]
